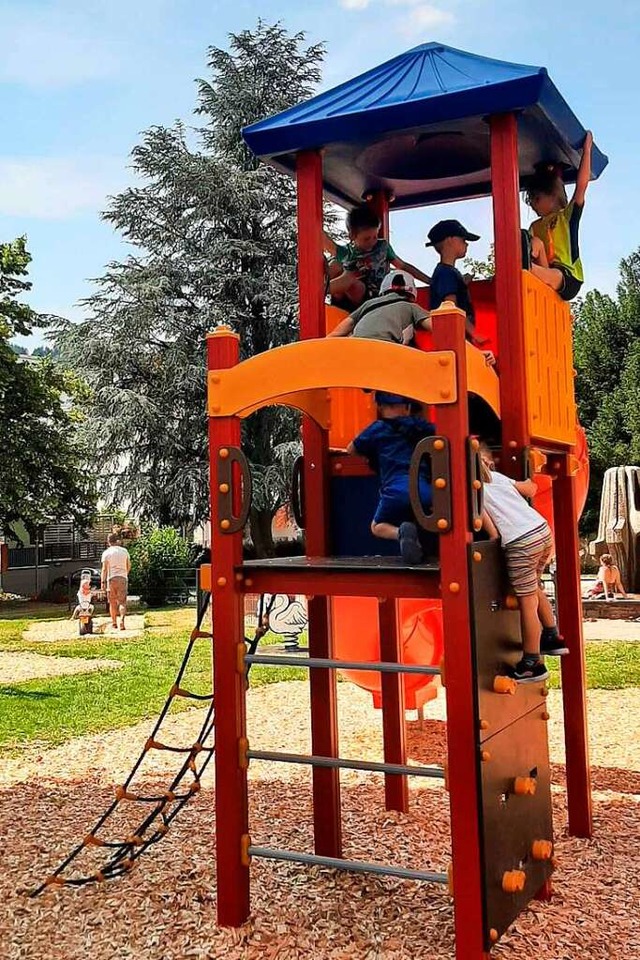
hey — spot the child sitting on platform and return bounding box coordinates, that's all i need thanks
[479,444,568,683]
[327,270,432,342]
[347,393,435,564]
[71,574,95,621]
[525,131,593,301]
[324,205,431,309]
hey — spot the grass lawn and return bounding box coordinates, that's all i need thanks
[0,606,305,754]
[1,604,639,754]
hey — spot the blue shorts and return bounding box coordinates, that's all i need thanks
[373,481,432,526]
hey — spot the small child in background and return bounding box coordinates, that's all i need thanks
[347,393,435,564]
[597,554,627,600]
[479,444,568,683]
[526,131,593,301]
[327,270,432,343]
[72,574,95,621]
[324,205,431,309]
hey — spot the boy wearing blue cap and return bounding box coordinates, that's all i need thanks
[426,220,495,366]
[347,393,435,564]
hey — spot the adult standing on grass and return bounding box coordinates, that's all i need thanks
[101,533,131,631]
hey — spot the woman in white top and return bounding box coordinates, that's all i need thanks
[479,444,568,683]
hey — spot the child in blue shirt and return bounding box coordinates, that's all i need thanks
[426,219,495,367]
[347,393,435,564]
[324,205,431,309]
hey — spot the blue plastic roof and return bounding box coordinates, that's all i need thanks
[243,42,607,209]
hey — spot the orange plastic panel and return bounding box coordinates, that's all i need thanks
[331,597,443,710]
[522,272,575,446]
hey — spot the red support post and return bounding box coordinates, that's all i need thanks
[433,308,490,960]
[207,328,250,926]
[296,150,342,857]
[366,190,390,239]
[378,599,409,812]
[552,455,593,837]
[490,113,530,477]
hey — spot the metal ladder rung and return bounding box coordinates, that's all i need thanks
[248,846,448,884]
[245,654,440,676]
[247,749,445,780]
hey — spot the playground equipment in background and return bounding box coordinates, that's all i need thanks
[590,466,640,591]
[332,597,443,709]
[32,42,606,960]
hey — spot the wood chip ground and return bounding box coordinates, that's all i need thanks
[2,681,639,959]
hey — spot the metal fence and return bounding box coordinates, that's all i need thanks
[7,540,104,569]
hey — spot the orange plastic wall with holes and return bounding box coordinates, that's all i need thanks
[521,272,575,446]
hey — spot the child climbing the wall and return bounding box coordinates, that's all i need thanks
[327,270,432,342]
[479,443,568,683]
[347,392,435,564]
[425,219,495,366]
[597,554,627,600]
[324,205,431,309]
[526,131,593,301]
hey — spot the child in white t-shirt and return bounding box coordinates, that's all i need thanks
[479,444,568,683]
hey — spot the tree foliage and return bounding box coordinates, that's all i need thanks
[55,22,323,554]
[128,526,195,605]
[0,238,95,539]
[574,249,640,528]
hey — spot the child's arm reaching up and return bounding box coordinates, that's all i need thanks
[514,478,538,499]
[391,256,431,287]
[573,130,593,207]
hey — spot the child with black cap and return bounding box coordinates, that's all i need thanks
[347,392,436,564]
[426,219,495,366]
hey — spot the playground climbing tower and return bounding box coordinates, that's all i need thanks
[201,42,607,959]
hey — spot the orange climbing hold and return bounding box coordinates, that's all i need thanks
[502,870,526,893]
[531,839,554,861]
[493,676,517,695]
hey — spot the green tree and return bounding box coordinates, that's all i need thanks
[573,249,640,529]
[129,526,195,606]
[0,238,96,539]
[55,22,323,555]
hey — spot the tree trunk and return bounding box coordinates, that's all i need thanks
[249,507,276,558]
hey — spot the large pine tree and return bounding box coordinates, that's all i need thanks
[56,22,324,553]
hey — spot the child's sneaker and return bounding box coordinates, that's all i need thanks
[399,522,424,565]
[509,656,549,684]
[540,627,569,656]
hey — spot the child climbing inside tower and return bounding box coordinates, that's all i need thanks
[525,131,593,301]
[327,270,432,342]
[425,219,495,366]
[347,393,435,564]
[324,204,431,309]
[479,443,568,683]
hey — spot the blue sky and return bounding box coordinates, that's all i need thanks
[3,0,638,349]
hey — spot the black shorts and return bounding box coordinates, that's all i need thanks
[557,266,582,302]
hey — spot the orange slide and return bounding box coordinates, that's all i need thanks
[332,597,444,710]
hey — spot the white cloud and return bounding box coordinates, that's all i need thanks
[338,0,456,32]
[397,3,456,31]
[0,157,128,219]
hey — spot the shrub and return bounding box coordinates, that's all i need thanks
[129,527,195,606]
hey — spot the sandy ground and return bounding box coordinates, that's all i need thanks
[0,651,122,685]
[1,681,639,959]
[23,615,145,644]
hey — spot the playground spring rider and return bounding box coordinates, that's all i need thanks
[73,569,95,636]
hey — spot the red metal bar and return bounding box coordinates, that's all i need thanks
[490,113,529,479]
[207,329,250,926]
[297,149,342,857]
[378,599,409,812]
[551,455,592,837]
[239,567,440,599]
[433,309,489,960]
[366,190,390,239]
